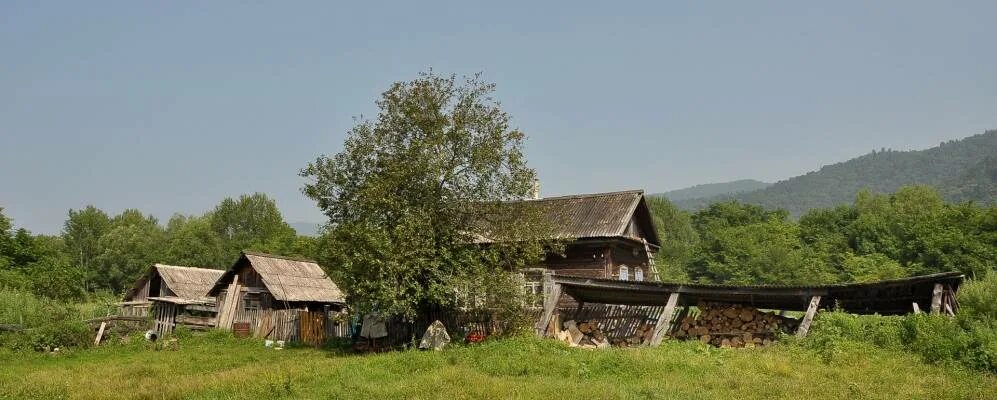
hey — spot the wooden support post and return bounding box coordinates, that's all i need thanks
[796,296,822,338]
[535,283,562,337]
[94,322,107,346]
[649,292,680,346]
[930,283,943,314]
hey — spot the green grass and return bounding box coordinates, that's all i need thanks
[1,334,994,400]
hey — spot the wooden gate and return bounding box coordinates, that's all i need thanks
[152,302,178,337]
[298,311,326,346]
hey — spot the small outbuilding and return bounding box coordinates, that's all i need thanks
[207,251,347,342]
[116,264,224,336]
[120,264,224,317]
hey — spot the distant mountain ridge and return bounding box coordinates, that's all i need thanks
[668,130,997,215]
[653,180,771,202]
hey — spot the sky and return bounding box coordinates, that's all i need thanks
[1,1,995,234]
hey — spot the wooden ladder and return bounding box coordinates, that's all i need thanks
[642,238,660,282]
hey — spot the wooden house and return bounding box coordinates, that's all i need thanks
[479,190,661,283]
[208,251,346,334]
[530,190,661,282]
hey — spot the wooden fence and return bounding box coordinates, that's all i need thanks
[152,302,179,337]
[226,309,353,344]
[559,304,668,341]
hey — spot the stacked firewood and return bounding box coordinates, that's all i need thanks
[671,302,798,348]
[609,323,655,348]
[556,319,655,348]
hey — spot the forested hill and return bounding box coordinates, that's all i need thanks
[653,179,771,202]
[669,130,997,215]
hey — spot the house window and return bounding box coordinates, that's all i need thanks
[619,266,629,281]
[635,267,644,282]
[243,295,260,311]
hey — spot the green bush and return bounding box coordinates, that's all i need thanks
[1,319,91,351]
[806,311,997,373]
[958,275,997,324]
[0,288,93,351]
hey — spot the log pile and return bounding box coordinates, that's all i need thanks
[671,302,798,348]
[555,319,655,348]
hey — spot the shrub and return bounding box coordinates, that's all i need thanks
[958,275,997,324]
[0,288,93,351]
[806,311,997,373]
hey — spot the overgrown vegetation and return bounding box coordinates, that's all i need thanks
[1,334,994,399]
[801,276,997,374]
[0,288,92,351]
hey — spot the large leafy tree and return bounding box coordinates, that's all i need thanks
[92,209,165,292]
[61,206,111,291]
[162,214,228,268]
[209,193,298,261]
[302,72,554,317]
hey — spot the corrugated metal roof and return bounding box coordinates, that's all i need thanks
[212,251,345,304]
[551,272,965,314]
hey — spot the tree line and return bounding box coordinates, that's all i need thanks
[650,185,997,285]
[0,193,316,301]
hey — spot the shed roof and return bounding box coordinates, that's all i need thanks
[551,272,964,315]
[477,190,660,246]
[123,264,224,301]
[208,251,345,304]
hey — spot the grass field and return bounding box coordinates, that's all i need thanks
[1,333,995,400]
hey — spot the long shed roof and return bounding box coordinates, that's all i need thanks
[551,272,964,315]
[208,251,345,304]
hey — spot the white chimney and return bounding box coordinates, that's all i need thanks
[531,179,541,200]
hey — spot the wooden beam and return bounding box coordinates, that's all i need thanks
[535,283,562,337]
[795,296,822,338]
[930,283,943,314]
[649,292,680,346]
[93,322,107,346]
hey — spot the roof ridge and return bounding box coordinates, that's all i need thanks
[242,250,319,264]
[154,264,223,271]
[533,189,644,202]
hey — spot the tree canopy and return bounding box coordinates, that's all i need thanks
[302,71,555,317]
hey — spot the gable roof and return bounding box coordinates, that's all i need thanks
[208,251,345,304]
[124,264,224,301]
[477,190,661,246]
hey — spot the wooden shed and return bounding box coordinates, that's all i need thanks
[536,272,964,348]
[208,251,347,342]
[120,264,224,318]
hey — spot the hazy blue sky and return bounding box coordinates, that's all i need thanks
[2,1,995,234]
